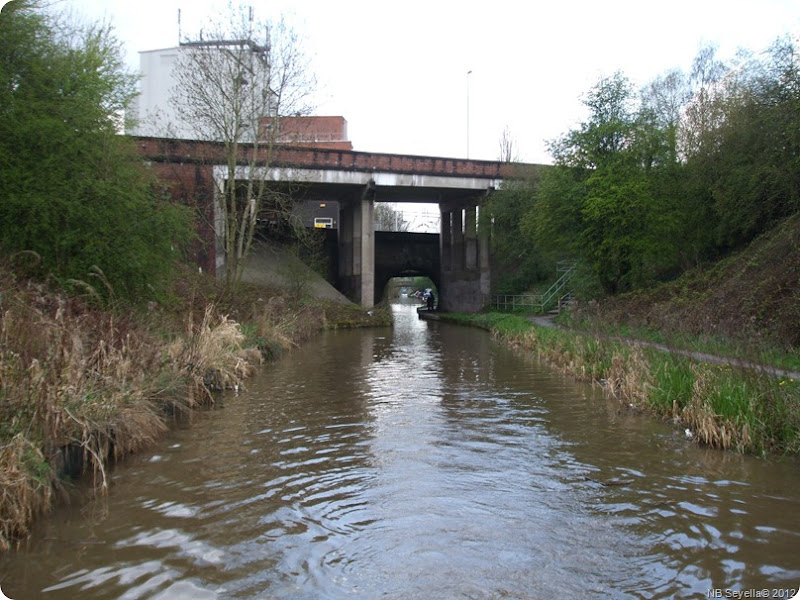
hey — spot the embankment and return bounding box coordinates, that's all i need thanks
[0,261,389,551]
[438,312,799,457]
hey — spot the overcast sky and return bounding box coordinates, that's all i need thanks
[28,0,800,163]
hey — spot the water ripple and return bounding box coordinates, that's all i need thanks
[3,303,798,599]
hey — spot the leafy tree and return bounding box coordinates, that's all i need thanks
[520,165,581,249]
[374,203,410,232]
[636,71,703,273]
[676,37,800,252]
[680,44,728,159]
[170,4,316,291]
[705,37,800,247]
[0,1,192,301]
[490,37,799,301]
[536,73,676,292]
[486,172,554,294]
[640,69,689,166]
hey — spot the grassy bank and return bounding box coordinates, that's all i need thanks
[443,312,800,457]
[569,213,800,356]
[0,264,388,550]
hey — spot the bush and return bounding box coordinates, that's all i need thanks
[0,1,193,302]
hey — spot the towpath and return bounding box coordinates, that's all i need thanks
[527,314,800,381]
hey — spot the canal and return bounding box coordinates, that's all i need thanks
[1,301,798,599]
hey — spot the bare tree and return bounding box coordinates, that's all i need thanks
[640,68,690,164]
[498,125,520,162]
[642,69,689,130]
[680,44,728,158]
[171,4,316,291]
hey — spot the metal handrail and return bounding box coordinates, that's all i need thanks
[491,262,576,313]
[557,259,574,273]
[490,294,545,311]
[540,263,575,309]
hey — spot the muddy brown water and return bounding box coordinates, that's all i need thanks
[1,301,799,599]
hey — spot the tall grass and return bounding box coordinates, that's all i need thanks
[0,261,389,550]
[561,298,800,374]
[241,297,326,358]
[450,312,800,456]
[0,276,261,550]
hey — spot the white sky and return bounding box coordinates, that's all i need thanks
[27,0,800,164]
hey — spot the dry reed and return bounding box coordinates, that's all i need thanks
[0,435,53,551]
[466,313,797,455]
[166,304,262,406]
[604,347,651,405]
[0,276,262,549]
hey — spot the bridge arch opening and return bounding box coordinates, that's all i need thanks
[373,230,440,305]
[383,275,438,306]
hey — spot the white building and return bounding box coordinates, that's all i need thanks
[127,47,187,138]
[128,40,273,141]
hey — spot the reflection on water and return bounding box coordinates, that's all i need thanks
[2,301,799,599]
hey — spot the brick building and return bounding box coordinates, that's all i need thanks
[260,116,353,150]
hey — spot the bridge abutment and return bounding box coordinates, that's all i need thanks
[338,195,375,308]
[439,201,490,312]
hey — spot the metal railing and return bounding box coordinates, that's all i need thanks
[490,294,546,311]
[490,261,576,313]
[540,261,576,311]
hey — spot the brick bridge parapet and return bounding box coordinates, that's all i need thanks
[133,136,516,179]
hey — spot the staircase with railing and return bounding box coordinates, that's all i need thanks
[490,261,576,314]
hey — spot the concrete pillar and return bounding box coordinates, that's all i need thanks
[352,201,362,284]
[337,203,355,300]
[360,196,375,308]
[337,191,375,307]
[479,205,491,300]
[465,205,477,271]
[440,209,452,272]
[452,208,464,271]
[339,204,354,280]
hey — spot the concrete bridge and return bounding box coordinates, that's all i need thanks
[135,137,515,311]
[374,231,441,302]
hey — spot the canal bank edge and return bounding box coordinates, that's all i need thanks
[426,311,800,457]
[0,263,390,552]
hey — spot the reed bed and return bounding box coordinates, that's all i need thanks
[0,260,390,551]
[451,313,799,456]
[0,277,261,550]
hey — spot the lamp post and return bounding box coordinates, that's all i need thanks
[467,70,472,158]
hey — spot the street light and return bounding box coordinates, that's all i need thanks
[467,70,472,158]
